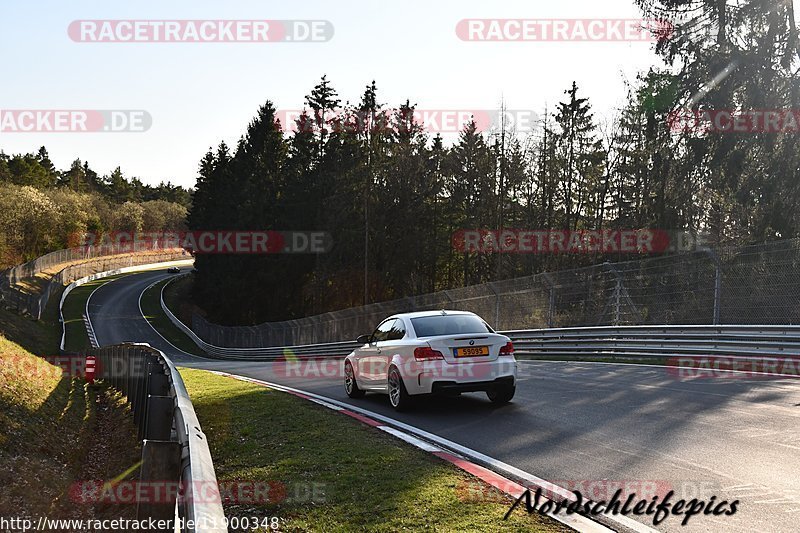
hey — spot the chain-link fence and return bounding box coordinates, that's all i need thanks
[190,238,800,348]
[0,247,189,319]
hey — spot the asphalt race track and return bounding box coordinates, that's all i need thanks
[88,270,800,533]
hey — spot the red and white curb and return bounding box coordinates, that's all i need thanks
[208,371,658,533]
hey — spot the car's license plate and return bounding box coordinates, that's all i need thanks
[454,346,489,357]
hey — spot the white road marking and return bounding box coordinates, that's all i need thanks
[378,426,442,452]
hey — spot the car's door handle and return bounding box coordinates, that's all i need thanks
[376,348,381,353]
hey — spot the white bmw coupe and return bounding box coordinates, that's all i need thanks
[343,310,517,410]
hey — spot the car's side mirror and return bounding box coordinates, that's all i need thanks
[356,334,371,345]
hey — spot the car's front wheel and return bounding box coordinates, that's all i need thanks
[388,366,412,411]
[487,384,515,404]
[344,361,365,398]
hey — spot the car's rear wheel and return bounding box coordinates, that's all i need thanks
[344,361,365,398]
[388,366,412,411]
[487,384,515,404]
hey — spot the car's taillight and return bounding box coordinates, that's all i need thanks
[499,342,515,356]
[414,347,444,361]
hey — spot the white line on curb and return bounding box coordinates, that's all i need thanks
[378,426,442,452]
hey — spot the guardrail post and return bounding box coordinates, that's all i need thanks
[111,345,122,390]
[132,353,148,427]
[143,363,172,440]
[137,440,181,531]
[145,396,175,441]
[128,349,139,412]
[126,349,137,401]
[95,348,106,381]
[129,350,150,424]
[140,361,170,440]
[137,352,150,440]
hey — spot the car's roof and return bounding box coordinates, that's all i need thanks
[387,310,477,320]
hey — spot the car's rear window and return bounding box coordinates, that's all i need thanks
[410,315,492,337]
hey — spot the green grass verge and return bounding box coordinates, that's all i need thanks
[60,275,127,353]
[140,277,207,356]
[180,368,569,533]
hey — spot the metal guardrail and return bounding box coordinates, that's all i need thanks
[91,343,226,533]
[160,275,359,360]
[160,272,800,363]
[506,324,800,359]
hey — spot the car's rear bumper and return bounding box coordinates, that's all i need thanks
[407,358,517,395]
[430,375,515,395]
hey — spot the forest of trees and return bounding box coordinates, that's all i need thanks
[0,147,190,269]
[190,0,800,326]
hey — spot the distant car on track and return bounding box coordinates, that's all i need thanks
[167,266,181,273]
[344,310,517,411]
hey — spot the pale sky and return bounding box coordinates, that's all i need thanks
[0,0,664,188]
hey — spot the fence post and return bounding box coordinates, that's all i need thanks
[487,282,500,327]
[442,289,454,306]
[603,262,622,326]
[542,272,556,328]
[701,248,722,325]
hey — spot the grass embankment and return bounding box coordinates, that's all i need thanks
[140,277,207,356]
[0,306,60,356]
[180,369,568,533]
[0,324,141,522]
